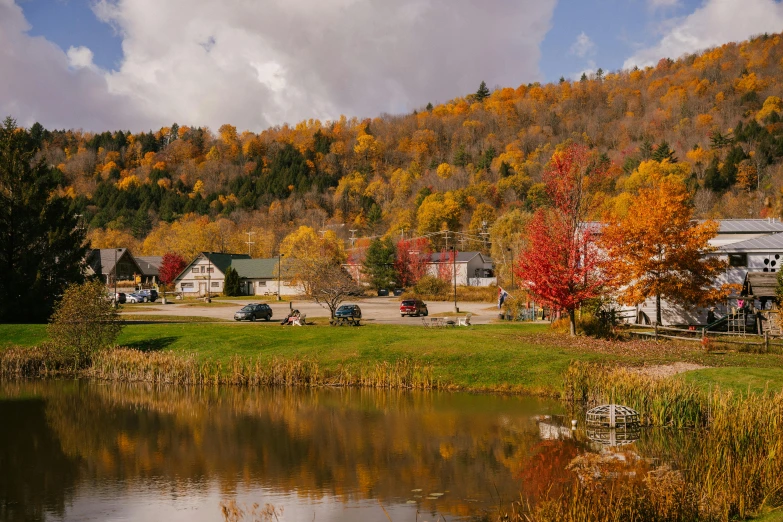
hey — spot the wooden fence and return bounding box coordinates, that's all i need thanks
[626,323,783,351]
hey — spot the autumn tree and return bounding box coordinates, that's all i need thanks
[395,237,431,287]
[158,252,187,302]
[300,260,361,319]
[0,117,87,322]
[48,280,123,367]
[600,177,728,324]
[515,144,609,336]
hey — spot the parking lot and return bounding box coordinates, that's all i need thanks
[121,296,500,325]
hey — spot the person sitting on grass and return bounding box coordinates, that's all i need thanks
[281,309,300,325]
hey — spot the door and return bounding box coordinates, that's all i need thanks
[199,282,207,296]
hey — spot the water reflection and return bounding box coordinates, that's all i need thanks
[2,380,577,521]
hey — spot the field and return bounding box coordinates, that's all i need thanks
[2,322,782,394]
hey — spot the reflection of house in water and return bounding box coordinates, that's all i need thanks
[535,415,573,440]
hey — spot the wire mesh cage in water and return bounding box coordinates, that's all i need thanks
[587,426,641,446]
[586,404,640,429]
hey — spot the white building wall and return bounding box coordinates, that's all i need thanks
[176,257,223,296]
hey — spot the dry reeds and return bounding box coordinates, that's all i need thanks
[546,361,783,521]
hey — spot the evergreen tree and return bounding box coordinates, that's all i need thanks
[651,141,677,163]
[559,76,566,84]
[0,117,87,322]
[223,266,241,296]
[475,81,490,102]
[362,238,397,290]
[426,102,433,112]
[580,72,588,82]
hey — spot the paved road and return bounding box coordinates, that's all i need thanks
[122,296,501,325]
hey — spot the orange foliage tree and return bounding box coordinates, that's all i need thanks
[600,178,729,324]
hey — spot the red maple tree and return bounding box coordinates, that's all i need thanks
[394,237,430,287]
[158,252,187,298]
[515,144,608,336]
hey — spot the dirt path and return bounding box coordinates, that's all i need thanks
[633,362,708,379]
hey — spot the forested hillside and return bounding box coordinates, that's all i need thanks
[25,32,783,262]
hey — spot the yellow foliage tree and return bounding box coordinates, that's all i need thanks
[416,193,462,234]
[436,163,453,180]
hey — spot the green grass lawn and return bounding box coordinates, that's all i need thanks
[3,322,783,393]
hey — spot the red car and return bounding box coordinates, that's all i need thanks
[400,299,428,317]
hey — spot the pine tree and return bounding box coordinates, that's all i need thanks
[223,266,241,296]
[0,117,87,322]
[425,102,433,112]
[475,81,490,102]
[651,141,678,163]
[362,238,397,290]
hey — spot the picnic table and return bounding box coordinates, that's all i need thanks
[330,316,361,326]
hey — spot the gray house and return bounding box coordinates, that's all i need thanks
[86,248,143,285]
[231,258,302,296]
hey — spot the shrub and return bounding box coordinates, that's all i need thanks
[47,280,124,367]
[223,266,241,296]
[411,275,449,299]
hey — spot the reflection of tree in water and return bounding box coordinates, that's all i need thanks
[28,381,553,518]
[0,397,80,522]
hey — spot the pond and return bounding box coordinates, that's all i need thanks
[0,380,670,521]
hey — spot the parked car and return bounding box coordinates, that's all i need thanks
[335,304,362,319]
[400,299,428,317]
[136,289,158,302]
[234,303,273,322]
[112,292,126,304]
[126,293,145,303]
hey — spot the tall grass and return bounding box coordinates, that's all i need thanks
[0,346,438,390]
[525,361,783,521]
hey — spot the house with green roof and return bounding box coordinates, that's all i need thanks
[174,253,302,297]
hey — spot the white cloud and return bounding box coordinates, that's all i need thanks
[0,0,147,130]
[624,0,783,69]
[570,60,597,81]
[569,31,595,58]
[66,46,95,69]
[1,0,556,131]
[647,0,680,9]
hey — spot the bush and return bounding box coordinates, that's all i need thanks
[411,275,449,299]
[47,280,124,367]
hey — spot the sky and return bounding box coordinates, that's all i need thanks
[2,0,783,132]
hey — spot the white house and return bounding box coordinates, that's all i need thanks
[174,252,251,296]
[174,253,303,297]
[625,220,783,325]
[231,258,303,296]
[426,252,496,287]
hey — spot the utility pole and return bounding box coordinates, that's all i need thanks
[246,231,255,257]
[277,252,284,301]
[444,230,449,251]
[451,246,458,313]
[206,252,212,303]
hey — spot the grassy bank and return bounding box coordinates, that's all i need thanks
[2,323,783,393]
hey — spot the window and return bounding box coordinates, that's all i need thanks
[729,254,748,267]
[211,282,220,287]
[192,268,199,273]
[181,282,194,288]
[207,267,214,273]
[258,281,267,287]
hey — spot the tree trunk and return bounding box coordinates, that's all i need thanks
[656,293,662,325]
[569,309,577,336]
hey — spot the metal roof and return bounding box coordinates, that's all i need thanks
[134,256,162,277]
[715,219,783,233]
[720,232,783,252]
[742,272,779,298]
[231,258,280,279]
[429,251,493,263]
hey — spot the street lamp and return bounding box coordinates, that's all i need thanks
[453,250,458,313]
[277,252,284,301]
